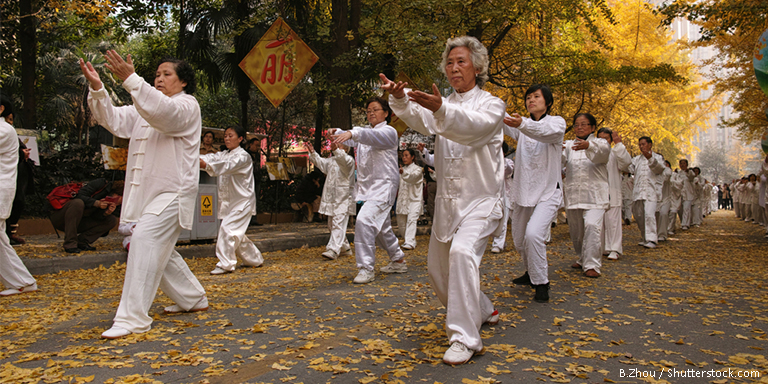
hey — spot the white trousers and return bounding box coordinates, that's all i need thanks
[326,214,351,254]
[741,203,750,221]
[632,200,658,244]
[734,201,741,217]
[669,201,680,233]
[491,207,513,250]
[692,200,702,225]
[602,206,623,255]
[511,189,562,285]
[112,200,206,333]
[355,200,404,271]
[681,200,693,228]
[656,200,670,240]
[753,203,763,224]
[0,220,36,290]
[428,215,497,352]
[215,210,263,271]
[396,202,421,248]
[622,199,633,221]
[567,208,604,273]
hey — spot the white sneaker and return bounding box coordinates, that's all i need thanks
[102,326,132,339]
[668,230,675,235]
[380,261,407,274]
[491,247,501,253]
[340,247,353,256]
[321,250,338,260]
[443,342,482,365]
[643,242,657,249]
[210,267,232,275]
[353,269,375,284]
[637,242,646,246]
[681,226,689,230]
[401,244,414,250]
[164,296,209,314]
[0,282,37,296]
[607,252,619,260]
[658,237,667,242]
[484,309,499,325]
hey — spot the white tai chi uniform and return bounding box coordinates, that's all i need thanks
[629,152,665,245]
[342,122,404,271]
[691,175,704,225]
[733,182,742,218]
[202,146,263,271]
[655,166,673,241]
[563,135,610,273]
[602,142,631,257]
[621,175,634,222]
[676,169,696,228]
[0,117,36,292]
[308,148,355,256]
[506,114,566,286]
[396,162,424,249]
[391,85,505,353]
[667,171,682,234]
[89,73,206,334]
[491,158,515,250]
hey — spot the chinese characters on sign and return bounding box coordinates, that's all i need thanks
[239,18,319,108]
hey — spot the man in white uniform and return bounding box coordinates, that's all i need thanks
[383,36,504,365]
[332,97,405,284]
[0,96,37,297]
[81,51,207,339]
[506,85,566,303]
[674,159,695,230]
[596,128,631,261]
[621,173,634,225]
[563,114,610,278]
[629,136,665,248]
[655,160,673,241]
[306,142,355,260]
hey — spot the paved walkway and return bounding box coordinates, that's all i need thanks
[1,210,767,384]
[13,220,430,275]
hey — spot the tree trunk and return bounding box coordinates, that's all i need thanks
[328,0,354,131]
[19,0,36,131]
[177,0,186,59]
[314,90,326,151]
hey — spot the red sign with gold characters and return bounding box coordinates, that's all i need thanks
[239,18,319,108]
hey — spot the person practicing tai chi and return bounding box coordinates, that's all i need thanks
[305,140,355,260]
[595,128,631,261]
[396,148,424,250]
[562,113,611,278]
[507,84,566,303]
[81,51,207,339]
[0,96,37,297]
[200,125,264,275]
[383,35,505,366]
[332,97,405,284]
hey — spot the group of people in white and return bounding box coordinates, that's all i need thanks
[0,34,756,370]
[731,164,768,237]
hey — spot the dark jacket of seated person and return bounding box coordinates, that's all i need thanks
[50,178,124,253]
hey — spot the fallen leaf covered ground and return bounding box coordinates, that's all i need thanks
[1,210,767,383]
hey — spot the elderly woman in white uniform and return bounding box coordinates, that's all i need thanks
[595,128,631,261]
[383,36,505,366]
[396,148,424,250]
[201,125,263,275]
[629,136,666,248]
[563,114,610,278]
[507,84,566,303]
[81,51,207,339]
[332,97,405,284]
[306,140,355,260]
[0,96,37,297]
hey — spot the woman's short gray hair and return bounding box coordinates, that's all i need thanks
[440,36,489,89]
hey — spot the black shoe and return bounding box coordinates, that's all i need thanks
[78,243,96,251]
[512,272,532,286]
[624,219,630,226]
[64,247,81,254]
[533,283,549,303]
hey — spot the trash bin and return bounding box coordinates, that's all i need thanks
[178,171,220,241]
